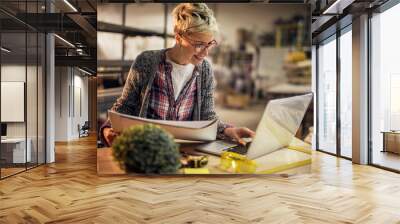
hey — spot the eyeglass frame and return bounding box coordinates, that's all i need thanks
[178,32,218,53]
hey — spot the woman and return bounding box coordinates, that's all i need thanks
[101,3,255,146]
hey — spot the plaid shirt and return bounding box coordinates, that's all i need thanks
[147,55,197,121]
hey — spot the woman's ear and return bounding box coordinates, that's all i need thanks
[175,34,182,45]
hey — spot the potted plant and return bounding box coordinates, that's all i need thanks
[112,124,181,174]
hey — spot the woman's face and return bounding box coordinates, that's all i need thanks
[177,32,216,65]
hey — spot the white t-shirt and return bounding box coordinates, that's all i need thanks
[166,58,195,100]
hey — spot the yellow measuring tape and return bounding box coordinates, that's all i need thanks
[219,146,312,174]
[287,145,312,155]
[219,151,258,174]
[256,158,311,174]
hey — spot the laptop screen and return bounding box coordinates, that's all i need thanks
[246,94,313,159]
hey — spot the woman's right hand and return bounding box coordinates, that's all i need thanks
[103,127,118,146]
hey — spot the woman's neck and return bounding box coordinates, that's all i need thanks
[167,45,191,65]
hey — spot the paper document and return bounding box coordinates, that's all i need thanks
[108,110,218,141]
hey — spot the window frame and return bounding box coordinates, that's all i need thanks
[314,18,353,160]
[367,0,400,173]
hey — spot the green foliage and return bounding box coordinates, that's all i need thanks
[112,124,181,174]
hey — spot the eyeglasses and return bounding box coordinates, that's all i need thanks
[180,34,217,53]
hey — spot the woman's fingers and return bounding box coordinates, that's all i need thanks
[104,128,118,146]
[224,128,244,145]
[233,130,246,145]
[239,127,256,138]
[224,127,255,145]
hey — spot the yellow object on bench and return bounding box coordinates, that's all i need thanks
[219,151,258,174]
[287,145,312,155]
[217,144,312,174]
[183,168,210,174]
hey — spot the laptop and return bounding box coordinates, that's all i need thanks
[195,93,313,160]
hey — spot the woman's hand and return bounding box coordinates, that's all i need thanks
[103,127,118,146]
[223,127,256,145]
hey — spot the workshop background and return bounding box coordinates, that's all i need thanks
[97,3,313,147]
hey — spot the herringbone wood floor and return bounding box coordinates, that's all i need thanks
[1,135,400,224]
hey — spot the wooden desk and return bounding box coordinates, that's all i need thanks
[97,138,311,175]
[1,138,32,164]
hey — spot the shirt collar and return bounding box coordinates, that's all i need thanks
[161,48,202,77]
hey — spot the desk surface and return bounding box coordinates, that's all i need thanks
[1,138,28,143]
[97,138,311,175]
[381,131,400,134]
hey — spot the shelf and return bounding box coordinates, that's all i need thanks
[97,60,133,74]
[98,21,173,38]
[98,60,133,67]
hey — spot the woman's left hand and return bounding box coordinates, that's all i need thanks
[223,127,256,145]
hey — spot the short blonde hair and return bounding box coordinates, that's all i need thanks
[172,3,219,35]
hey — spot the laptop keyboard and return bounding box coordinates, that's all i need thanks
[226,142,251,155]
[195,140,252,156]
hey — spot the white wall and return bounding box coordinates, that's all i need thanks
[1,65,28,138]
[54,67,89,141]
[55,67,69,141]
[1,64,46,163]
[72,73,89,138]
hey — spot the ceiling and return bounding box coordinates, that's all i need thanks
[0,0,97,74]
